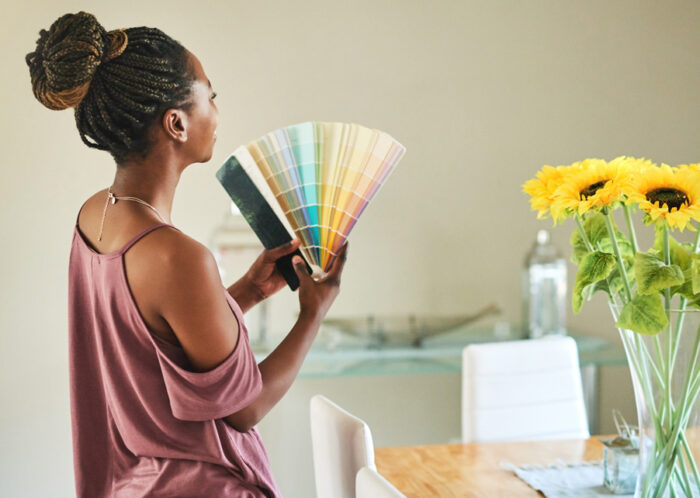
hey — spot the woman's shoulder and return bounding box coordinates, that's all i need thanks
[77,189,208,259]
[123,217,228,346]
[126,221,221,299]
[126,221,239,376]
[76,188,108,228]
[130,223,212,267]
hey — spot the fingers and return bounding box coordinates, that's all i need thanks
[323,242,348,283]
[264,238,301,261]
[292,255,312,285]
[291,242,348,288]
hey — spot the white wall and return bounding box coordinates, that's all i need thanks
[2,0,699,496]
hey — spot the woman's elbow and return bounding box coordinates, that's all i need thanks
[222,406,259,433]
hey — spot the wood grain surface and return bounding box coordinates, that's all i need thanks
[375,437,605,497]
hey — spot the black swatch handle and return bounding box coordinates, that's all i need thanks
[216,156,312,292]
[274,249,312,291]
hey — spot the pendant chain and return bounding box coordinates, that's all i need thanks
[97,186,167,241]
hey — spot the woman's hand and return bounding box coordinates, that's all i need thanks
[293,242,348,321]
[245,238,302,300]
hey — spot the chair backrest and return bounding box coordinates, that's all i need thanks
[461,336,589,443]
[310,395,376,498]
[355,466,406,498]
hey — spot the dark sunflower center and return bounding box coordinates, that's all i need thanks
[580,181,608,200]
[646,188,689,210]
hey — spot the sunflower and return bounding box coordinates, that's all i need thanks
[624,163,700,231]
[548,156,634,221]
[677,163,700,173]
[522,162,584,220]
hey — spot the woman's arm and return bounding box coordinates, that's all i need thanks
[223,246,348,432]
[226,275,263,314]
[226,239,302,314]
[153,230,347,432]
[155,234,242,373]
[222,309,323,431]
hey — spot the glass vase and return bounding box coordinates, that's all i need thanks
[610,300,700,497]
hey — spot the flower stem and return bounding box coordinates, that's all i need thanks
[681,432,700,491]
[675,458,694,498]
[575,214,597,302]
[575,214,594,251]
[669,328,700,442]
[664,223,674,427]
[603,208,632,303]
[670,224,700,372]
[652,323,700,493]
[609,303,660,420]
[623,203,639,255]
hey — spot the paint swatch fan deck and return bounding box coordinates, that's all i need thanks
[216,121,406,290]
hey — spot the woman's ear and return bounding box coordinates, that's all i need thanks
[162,108,188,143]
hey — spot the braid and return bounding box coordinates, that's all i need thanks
[26,12,195,164]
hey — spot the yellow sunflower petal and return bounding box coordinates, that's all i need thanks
[549,157,633,220]
[522,162,584,219]
[625,162,700,231]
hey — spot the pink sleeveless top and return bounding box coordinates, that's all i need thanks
[68,216,281,498]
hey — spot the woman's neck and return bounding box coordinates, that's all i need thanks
[111,158,183,225]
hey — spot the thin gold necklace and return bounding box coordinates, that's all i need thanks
[98,186,168,241]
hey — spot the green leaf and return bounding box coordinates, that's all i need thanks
[633,252,685,295]
[686,294,700,310]
[608,257,636,294]
[570,213,607,264]
[570,225,595,265]
[668,254,700,298]
[570,212,633,264]
[583,212,609,243]
[597,236,634,260]
[653,224,692,270]
[572,251,616,314]
[692,258,700,295]
[615,294,668,335]
[591,279,610,297]
[590,257,635,299]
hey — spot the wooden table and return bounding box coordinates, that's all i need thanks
[375,437,605,497]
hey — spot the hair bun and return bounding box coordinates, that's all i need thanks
[105,29,128,62]
[26,11,126,110]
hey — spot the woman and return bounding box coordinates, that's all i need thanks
[26,11,347,498]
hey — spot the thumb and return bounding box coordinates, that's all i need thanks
[292,256,311,282]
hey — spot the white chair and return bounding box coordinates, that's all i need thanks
[355,466,406,498]
[461,336,589,443]
[310,395,376,498]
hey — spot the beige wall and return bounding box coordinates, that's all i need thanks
[2,0,699,496]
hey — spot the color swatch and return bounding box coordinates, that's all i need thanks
[218,121,406,280]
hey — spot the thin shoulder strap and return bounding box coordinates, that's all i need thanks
[119,223,180,255]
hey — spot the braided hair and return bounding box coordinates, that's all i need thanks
[25,11,196,164]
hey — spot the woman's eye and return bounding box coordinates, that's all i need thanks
[211,92,217,100]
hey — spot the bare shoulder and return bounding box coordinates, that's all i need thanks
[130,224,214,269]
[79,187,240,373]
[127,226,240,373]
[127,226,223,311]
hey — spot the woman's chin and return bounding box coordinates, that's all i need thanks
[195,148,215,165]
[205,140,217,159]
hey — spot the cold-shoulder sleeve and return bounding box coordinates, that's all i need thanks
[152,320,263,422]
